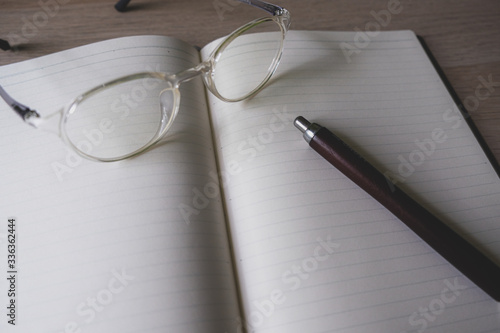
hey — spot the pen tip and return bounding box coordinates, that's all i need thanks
[294,116,310,133]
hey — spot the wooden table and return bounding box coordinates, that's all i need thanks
[1,0,499,163]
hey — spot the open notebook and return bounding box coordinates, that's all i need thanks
[0,30,499,333]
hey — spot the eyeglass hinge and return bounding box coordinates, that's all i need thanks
[13,104,41,126]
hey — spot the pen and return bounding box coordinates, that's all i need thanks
[294,116,500,302]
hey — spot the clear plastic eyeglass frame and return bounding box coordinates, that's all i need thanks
[0,0,290,162]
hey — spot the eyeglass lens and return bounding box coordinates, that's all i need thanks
[211,19,283,101]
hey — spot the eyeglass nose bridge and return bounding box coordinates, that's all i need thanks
[155,60,213,138]
[169,61,213,88]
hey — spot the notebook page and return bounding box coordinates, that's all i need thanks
[0,36,241,332]
[201,31,500,332]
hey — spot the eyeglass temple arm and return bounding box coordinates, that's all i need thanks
[0,39,11,51]
[114,0,284,16]
[114,0,131,12]
[0,85,41,125]
[237,0,285,16]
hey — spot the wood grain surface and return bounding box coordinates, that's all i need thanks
[1,0,499,163]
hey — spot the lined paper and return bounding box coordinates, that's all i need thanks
[0,36,240,333]
[203,31,500,332]
[1,30,498,333]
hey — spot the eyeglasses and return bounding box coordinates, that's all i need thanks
[0,0,290,162]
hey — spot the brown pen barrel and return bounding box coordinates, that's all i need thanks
[310,126,500,301]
